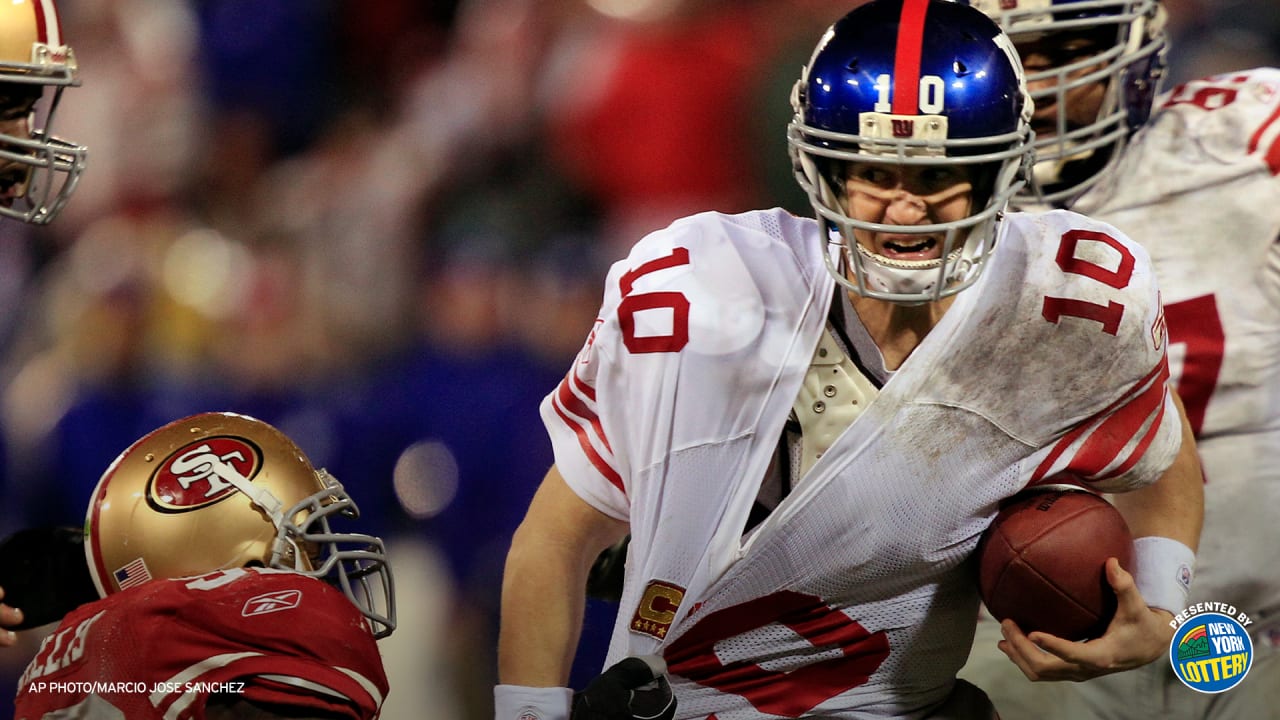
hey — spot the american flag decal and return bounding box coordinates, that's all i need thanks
[114,557,152,590]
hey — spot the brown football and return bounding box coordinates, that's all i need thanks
[976,488,1134,641]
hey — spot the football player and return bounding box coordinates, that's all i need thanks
[0,0,86,650]
[495,1,1202,718]
[0,0,85,225]
[962,0,1280,717]
[10,412,395,720]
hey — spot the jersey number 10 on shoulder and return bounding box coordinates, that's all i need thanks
[618,247,691,354]
[1041,229,1135,336]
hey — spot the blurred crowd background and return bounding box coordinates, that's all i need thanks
[0,0,1274,717]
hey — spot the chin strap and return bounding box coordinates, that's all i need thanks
[194,445,287,527]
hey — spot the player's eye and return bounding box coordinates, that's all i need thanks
[918,166,965,191]
[850,165,895,187]
[1055,41,1104,66]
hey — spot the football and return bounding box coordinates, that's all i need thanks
[976,488,1134,641]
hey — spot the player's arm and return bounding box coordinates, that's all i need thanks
[1000,391,1203,681]
[1109,388,1202,608]
[496,465,629,714]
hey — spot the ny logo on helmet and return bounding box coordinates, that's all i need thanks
[149,436,263,511]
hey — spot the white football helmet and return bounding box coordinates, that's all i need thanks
[969,0,1167,207]
[0,0,86,224]
[85,412,396,638]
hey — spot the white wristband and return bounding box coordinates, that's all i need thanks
[1132,536,1196,614]
[494,684,572,720]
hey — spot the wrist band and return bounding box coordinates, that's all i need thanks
[1132,536,1196,614]
[494,684,572,720]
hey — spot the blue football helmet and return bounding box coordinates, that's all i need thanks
[788,0,1033,304]
[969,0,1167,207]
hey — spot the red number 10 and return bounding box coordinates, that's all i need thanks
[618,247,691,354]
[1041,229,1135,335]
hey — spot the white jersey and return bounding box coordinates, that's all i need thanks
[1075,67,1280,643]
[543,208,1181,719]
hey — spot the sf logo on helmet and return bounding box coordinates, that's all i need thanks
[148,437,263,511]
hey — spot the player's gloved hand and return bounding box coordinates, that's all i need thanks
[0,526,100,632]
[0,587,22,646]
[585,535,630,602]
[997,557,1176,681]
[572,655,676,720]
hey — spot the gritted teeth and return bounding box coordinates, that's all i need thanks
[885,238,935,253]
[857,242,964,270]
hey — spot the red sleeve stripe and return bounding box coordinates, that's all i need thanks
[570,364,598,403]
[891,0,930,115]
[1246,101,1280,175]
[558,370,612,454]
[1097,391,1169,480]
[1031,359,1169,483]
[1059,359,1170,478]
[551,377,626,495]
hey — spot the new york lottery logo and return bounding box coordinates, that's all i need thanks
[1169,609,1252,693]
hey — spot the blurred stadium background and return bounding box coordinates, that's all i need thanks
[0,0,1273,717]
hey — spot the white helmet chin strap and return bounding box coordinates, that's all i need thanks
[203,455,287,527]
[851,243,965,299]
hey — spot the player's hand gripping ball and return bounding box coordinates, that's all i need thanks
[976,487,1134,641]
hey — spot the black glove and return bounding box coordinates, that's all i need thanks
[585,534,629,602]
[572,655,676,720]
[0,526,100,629]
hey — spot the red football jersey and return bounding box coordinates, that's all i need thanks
[15,567,388,719]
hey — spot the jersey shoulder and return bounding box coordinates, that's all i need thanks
[600,208,823,302]
[1152,67,1280,156]
[998,209,1162,321]
[545,209,832,514]
[165,568,382,657]
[1082,67,1280,209]
[929,210,1167,445]
[1157,67,1280,143]
[591,208,826,362]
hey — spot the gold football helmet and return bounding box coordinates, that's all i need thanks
[0,0,86,224]
[85,412,396,638]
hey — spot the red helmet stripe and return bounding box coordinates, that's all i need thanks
[892,0,931,115]
[31,0,61,46]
